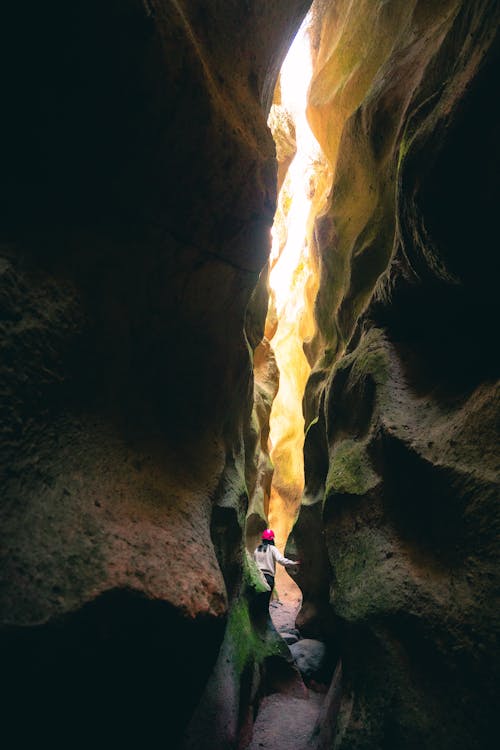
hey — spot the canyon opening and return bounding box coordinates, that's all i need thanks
[264,15,323,597]
[1,3,499,750]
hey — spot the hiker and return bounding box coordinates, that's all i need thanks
[254,528,300,592]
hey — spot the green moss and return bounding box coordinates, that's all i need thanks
[227,598,259,674]
[305,415,319,436]
[226,554,287,675]
[397,127,414,172]
[344,327,389,387]
[331,529,400,621]
[227,599,283,675]
[243,550,269,595]
[325,439,379,497]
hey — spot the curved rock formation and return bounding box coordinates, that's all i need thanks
[290,1,500,748]
[0,1,311,746]
[1,1,499,748]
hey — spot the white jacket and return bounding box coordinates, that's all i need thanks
[254,543,297,576]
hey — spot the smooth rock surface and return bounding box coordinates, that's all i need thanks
[290,639,327,680]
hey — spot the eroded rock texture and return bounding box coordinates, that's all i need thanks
[2,0,499,747]
[0,1,311,746]
[291,1,500,748]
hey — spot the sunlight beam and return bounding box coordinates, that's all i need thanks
[266,15,324,551]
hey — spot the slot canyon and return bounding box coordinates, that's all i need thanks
[1,1,499,749]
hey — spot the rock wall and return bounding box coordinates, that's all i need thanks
[0,1,311,746]
[244,95,295,551]
[2,1,499,747]
[290,1,500,748]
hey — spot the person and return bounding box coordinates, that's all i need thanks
[254,528,300,592]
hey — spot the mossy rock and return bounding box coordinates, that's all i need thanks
[330,528,404,621]
[243,549,270,596]
[339,326,390,387]
[325,439,379,497]
[226,553,289,674]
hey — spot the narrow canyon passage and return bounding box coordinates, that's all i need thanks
[243,18,334,749]
[266,15,322,557]
[1,3,499,750]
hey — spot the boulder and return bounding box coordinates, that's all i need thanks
[290,638,327,681]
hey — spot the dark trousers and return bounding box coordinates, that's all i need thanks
[264,573,275,590]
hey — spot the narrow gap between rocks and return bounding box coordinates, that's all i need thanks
[266,12,320,571]
[244,14,332,750]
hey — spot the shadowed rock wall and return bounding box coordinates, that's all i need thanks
[290,1,500,748]
[0,1,311,746]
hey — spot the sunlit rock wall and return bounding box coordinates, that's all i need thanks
[0,1,312,746]
[244,93,297,552]
[266,28,330,553]
[245,271,280,550]
[291,1,500,748]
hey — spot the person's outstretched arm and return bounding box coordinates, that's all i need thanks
[272,546,300,568]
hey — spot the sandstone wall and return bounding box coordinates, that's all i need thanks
[2,1,499,747]
[290,1,500,748]
[0,1,311,746]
